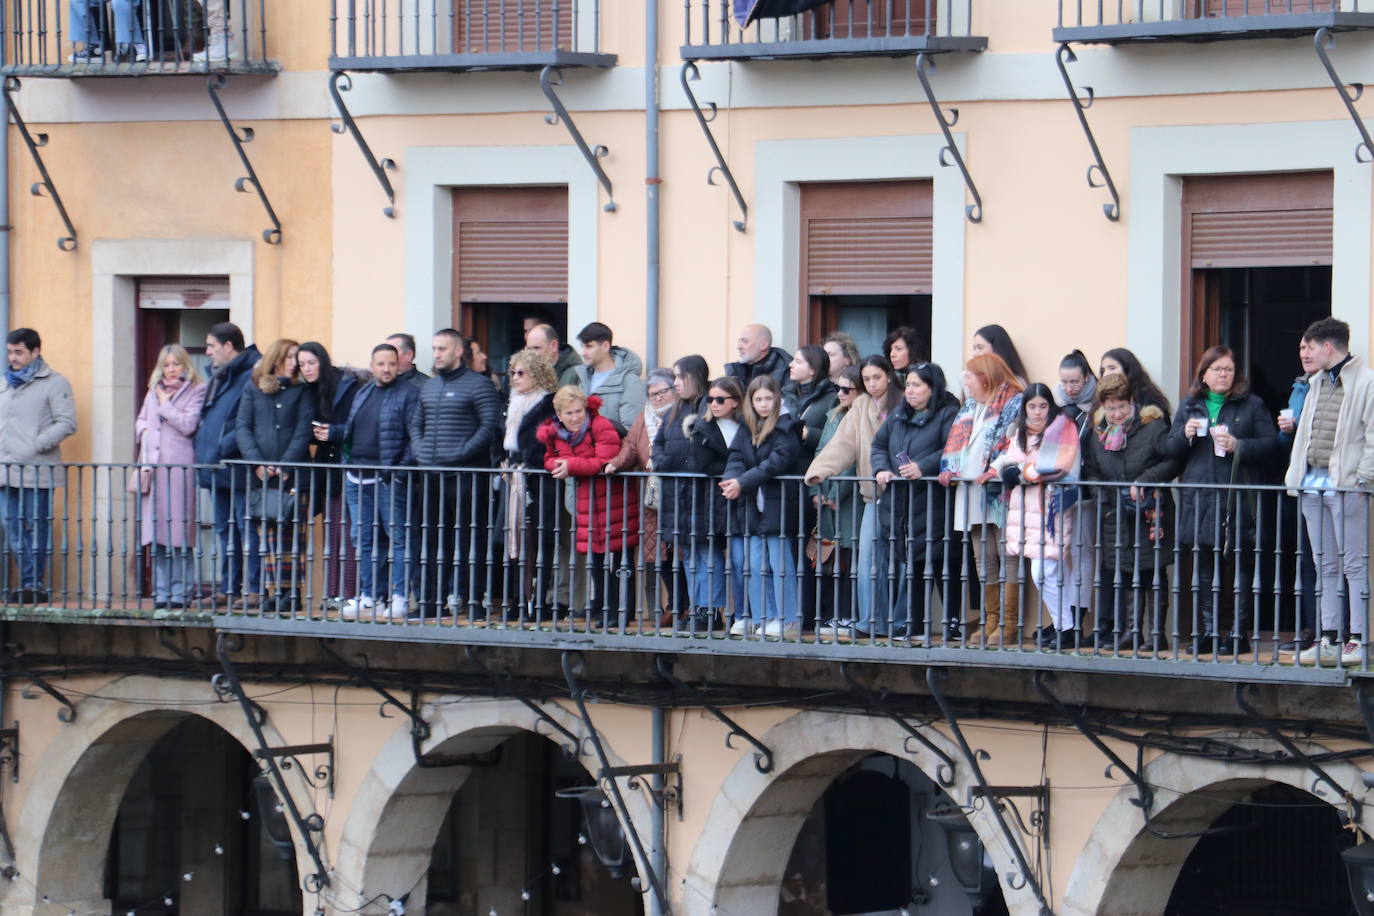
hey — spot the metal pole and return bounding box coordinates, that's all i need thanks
[650,704,666,916]
[645,0,660,369]
[0,0,11,335]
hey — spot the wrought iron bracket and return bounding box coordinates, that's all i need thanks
[329,71,397,218]
[926,669,1050,914]
[914,54,982,224]
[254,740,335,798]
[838,662,954,786]
[158,626,218,682]
[563,652,672,915]
[1314,28,1374,164]
[969,784,1050,842]
[0,724,18,783]
[1035,672,1148,808]
[207,74,283,244]
[601,759,684,821]
[1054,43,1122,221]
[1235,682,1361,823]
[215,634,330,893]
[655,655,773,773]
[679,61,747,232]
[463,645,583,757]
[540,66,616,212]
[2,77,77,251]
[2,645,76,723]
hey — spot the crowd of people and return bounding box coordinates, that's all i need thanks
[0,313,1369,664]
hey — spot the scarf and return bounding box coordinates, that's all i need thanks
[504,390,546,453]
[941,383,1021,474]
[644,399,670,447]
[160,373,186,393]
[1032,415,1081,479]
[4,357,43,390]
[556,418,592,448]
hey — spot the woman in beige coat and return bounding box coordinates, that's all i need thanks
[804,355,901,636]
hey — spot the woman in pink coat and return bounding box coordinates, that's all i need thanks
[134,345,206,608]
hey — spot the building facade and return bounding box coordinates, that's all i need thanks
[0,1,1369,914]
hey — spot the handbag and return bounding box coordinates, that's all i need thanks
[805,527,836,567]
[127,439,151,495]
[643,474,662,510]
[247,482,298,522]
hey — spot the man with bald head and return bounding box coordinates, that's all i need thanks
[524,323,581,386]
[725,323,791,388]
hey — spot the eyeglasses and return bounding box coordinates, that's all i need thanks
[510,369,527,378]
[707,396,736,404]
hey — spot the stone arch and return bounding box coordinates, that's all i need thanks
[1062,734,1372,916]
[333,696,653,913]
[8,675,322,914]
[681,708,1040,916]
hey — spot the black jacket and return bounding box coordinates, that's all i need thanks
[723,414,805,537]
[308,371,363,497]
[1164,391,1279,548]
[343,378,420,467]
[654,401,733,542]
[870,400,959,558]
[509,393,557,467]
[783,378,838,462]
[235,378,316,478]
[1081,405,1181,570]
[398,366,430,390]
[194,345,260,489]
[725,346,791,390]
[409,366,503,468]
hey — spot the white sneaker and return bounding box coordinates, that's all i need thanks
[760,619,799,639]
[728,619,751,637]
[1299,636,1340,664]
[193,39,242,63]
[339,596,374,620]
[1341,640,1365,665]
[388,595,409,621]
[816,619,853,638]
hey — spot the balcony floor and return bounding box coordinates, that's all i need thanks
[1053,11,1374,44]
[328,50,616,73]
[0,60,280,78]
[680,34,987,61]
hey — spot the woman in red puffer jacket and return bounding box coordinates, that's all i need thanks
[538,387,640,624]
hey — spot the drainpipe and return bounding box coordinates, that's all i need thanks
[645,0,661,369]
[0,0,11,337]
[650,705,667,916]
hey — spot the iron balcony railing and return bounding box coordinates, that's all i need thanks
[328,0,616,72]
[0,459,1366,685]
[1055,0,1374,44]
[680,0,986,60]
[0,0,276,77]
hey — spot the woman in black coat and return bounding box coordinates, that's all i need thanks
[298,341,362,605]
[782,345,837,462]
[1080,373,1182,653]
[236,339,314,612]
[870,363,959,641]
[502,348,559,617]
[1164,346,1278,656]
[722,376,805,639]
[677,376,745,631]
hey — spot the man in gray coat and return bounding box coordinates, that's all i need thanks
[0,328,76,603]
[574,322,645,437]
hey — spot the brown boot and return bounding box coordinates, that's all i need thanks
[974,584,1002,646]
[1000,580,1022,644]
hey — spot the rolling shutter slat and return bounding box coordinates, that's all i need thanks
[453,186,568,304]
[806,216,933,295]
[1190,209,1332,268]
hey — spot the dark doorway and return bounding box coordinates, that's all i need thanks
[780,754,1007,916]
[461,302,569,378]
[103,716,301,915]
[426,731,643,916]
[1165,782,1352,915]
[809,295,932,364]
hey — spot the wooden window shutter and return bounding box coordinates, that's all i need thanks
[452,186,568,303]
[801,181,934,297]
[1183,171,1333,269]
[454,0,574,53]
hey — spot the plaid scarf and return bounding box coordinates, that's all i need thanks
[942,384,1021,474]
[1033,415,1081,480]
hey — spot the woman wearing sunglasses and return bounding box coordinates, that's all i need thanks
[807,366,864,637]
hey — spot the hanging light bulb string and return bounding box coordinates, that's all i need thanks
[10,865,210,916]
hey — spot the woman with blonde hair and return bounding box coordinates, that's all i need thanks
[503,348,559,616]
[134,344,206,609]
[237,338,314,613]
[939,352,1026,645]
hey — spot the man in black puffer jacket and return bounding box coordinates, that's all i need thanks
[409,329,502,618]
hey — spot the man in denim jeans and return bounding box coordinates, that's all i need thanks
[0,329,77,604]
[339,343,419,622]
[1286,318,1374,666]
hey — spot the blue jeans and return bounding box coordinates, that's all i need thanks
[2,486,50,590]
[347,476,414,599]
[688,540,742,611]
[152,546,193,605]
[210,485,260,596]
[742,535,800,623]
[69,0,141,46]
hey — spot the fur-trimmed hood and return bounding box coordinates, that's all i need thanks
[1092,403,1164,428]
